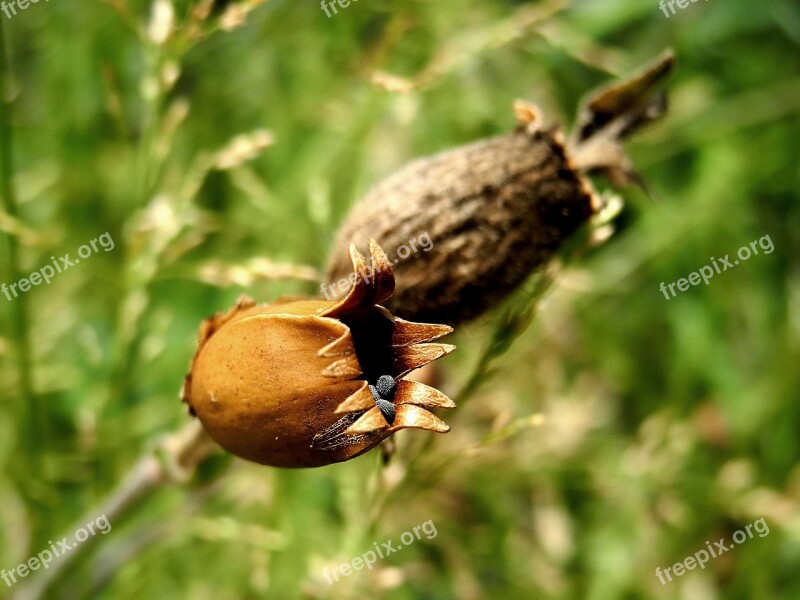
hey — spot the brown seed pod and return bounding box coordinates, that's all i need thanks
[181,241,455,468]
[326,51,674,325]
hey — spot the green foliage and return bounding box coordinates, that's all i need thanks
[0,0,798,598]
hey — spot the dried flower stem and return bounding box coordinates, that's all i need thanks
[11,421,219,600]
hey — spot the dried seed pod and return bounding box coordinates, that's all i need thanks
[326,51,674,325]
[181,241,455,468]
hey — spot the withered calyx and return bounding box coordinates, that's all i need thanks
[181,241,456,468]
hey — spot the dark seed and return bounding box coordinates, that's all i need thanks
[369,377,398,425]
[375,375,397,399]
[375,398,396,425]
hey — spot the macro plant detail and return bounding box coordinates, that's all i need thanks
[181,240,455,468]
[1,0,796,598]
[326,52,674,326]
[368,374,398,425]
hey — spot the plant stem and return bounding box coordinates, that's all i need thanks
[11,420,219,600]
[0,20,39,469]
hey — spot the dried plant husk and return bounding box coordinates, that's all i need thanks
[181,241,455,468]
[326,51,674,325]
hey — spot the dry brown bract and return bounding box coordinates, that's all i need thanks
[181,240,456,467]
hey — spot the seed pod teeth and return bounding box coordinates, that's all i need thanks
[317,330,357,358]
[551,125,567,147]
[320,354,363,379]
[390,318,453,346]
[344,403,450,435]
[392,343,457,378]
[391,404,450,434]
[513,99,542,130]
[367,239,395,301]
[573,49,674,144]
[322,241,395,317]
[569,50,674,184]
[396,380,456,409]
[344,406,390,435]
[335,382,375,414]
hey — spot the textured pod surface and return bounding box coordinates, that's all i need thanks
[326,52,674,325]
[185,304,364,467]
[328,127,595,325]
[182,241,456,468]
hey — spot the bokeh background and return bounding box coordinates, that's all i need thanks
[0,0,798,598]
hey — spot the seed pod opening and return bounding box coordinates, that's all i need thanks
[181,241,456,468]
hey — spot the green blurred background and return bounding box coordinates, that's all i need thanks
[0,0,798,598]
